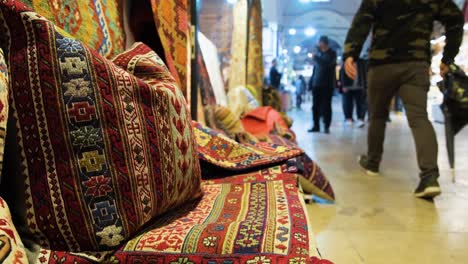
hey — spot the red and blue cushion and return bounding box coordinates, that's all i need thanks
[0,1,201,252]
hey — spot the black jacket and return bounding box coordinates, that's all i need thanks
[309,49,337,91]
[269,67,282,89]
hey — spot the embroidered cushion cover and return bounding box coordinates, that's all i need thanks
[31,178,332,264]
[0,198,28,263]
[194,122,304,171]
[0,1,201,252]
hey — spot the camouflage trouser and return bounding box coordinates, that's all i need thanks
[366,62,439,179]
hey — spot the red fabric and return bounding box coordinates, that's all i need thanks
[32,177,333,264]
[241,106,289,137]
[0,0,201,251]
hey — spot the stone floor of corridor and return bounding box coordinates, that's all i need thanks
[289,99,468,264]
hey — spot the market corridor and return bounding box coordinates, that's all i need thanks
[290,102,468,264]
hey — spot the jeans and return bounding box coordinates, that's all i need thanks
[343,89,366,121]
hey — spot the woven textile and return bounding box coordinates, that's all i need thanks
[203,166,299,185]
[22,0,125,58]
[228,0,248,91]
[151,0,189,94]
[0,198,28,263]
[0,49,7,174]
[0,1,201,251]
[284,156,335,202]
[246,0,264,104]
[204,156,335,202]
[194,122,303,171]
[32,179,332,264]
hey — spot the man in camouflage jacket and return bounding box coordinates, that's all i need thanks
[343,0,464,199]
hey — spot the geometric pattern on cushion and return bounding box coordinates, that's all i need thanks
[202,166,300,186]
[0,198,28,264]
[113,180,323,263]
[21,0,125,58]
[114,178,329,263]
[204,157,335,202]
[194,122,304,171]
[0,49,7,174]
[283,156,335,202]
[32,178,333,263]
[0,2,201,251]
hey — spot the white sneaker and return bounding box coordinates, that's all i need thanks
[356,120,365,128]
[345,120,353,126]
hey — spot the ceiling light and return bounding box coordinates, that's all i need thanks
[282,49,288,55]
[293,46,301,54]
[226,0,237,4]
[305,27,317,37]
[307,53,313,58]
[288,28,297,35]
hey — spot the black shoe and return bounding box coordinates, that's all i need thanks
[414,175,441,199]
[308,127,320,133]
[324,128,330,134]
[357,155,380,176]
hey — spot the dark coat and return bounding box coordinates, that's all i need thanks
[309,49,337,92]
[269,66,282,89]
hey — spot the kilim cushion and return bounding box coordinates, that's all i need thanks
[0,49,7,176]
[32,178,332,264]
[194,121,304,171]
[203,156,335,202]
[0,1,202,252]
[284,155,335,202]
[21,0,125,58]
[194,122,334,202]
[0,197,28,263]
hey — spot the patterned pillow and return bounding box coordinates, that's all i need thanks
[0,1,202,252]
[194,122,304,171]
[0,198,28,264]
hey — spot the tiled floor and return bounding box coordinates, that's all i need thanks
[289,99,468,264]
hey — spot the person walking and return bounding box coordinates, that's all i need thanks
[295,75,307,109]
[344,0,464,199]
[340,59,367,128]
[308,36,337,134]
[269,59,282,90]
